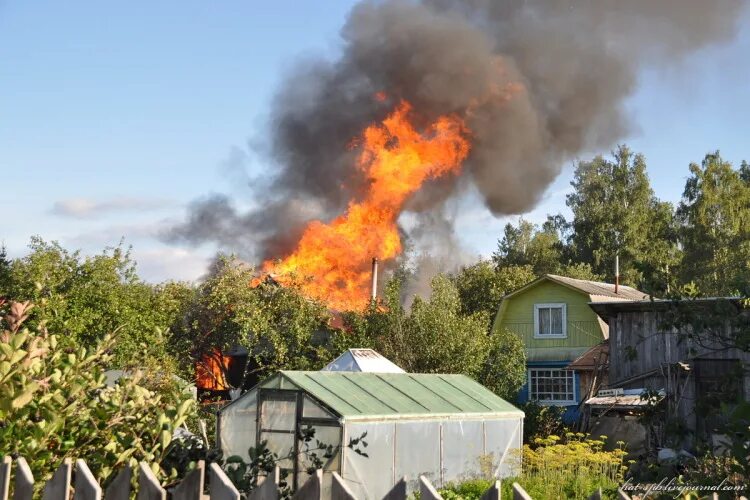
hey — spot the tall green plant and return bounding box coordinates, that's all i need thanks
[0,299,195,483]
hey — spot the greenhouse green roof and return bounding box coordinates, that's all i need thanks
[275,371,522,419]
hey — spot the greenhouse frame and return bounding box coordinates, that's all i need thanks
[217,370,524,498]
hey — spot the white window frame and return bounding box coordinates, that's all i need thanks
[533,303,567,338]
[528,368,576,405]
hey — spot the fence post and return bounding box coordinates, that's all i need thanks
[292,470,322,500]
[382,477,406,500]
[331,472,357,500]
[480,480,500,500]
[511,483,531,500]
[248,467,279,500]
[42,458,72,500]
[418,476,442,500]
[616,489,632,500]
[587,488,602,500]
[172,461,204,500]
[209,463,240,500]
[13,458,34,500]
[0,457,10,500]
[136,463,166,500]
[74,459,102,500]
[105,466,131,500]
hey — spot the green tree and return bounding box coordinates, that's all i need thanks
[3,237,193,369]
[566,146,678,290]
[340,274,526,399]
[493,218,563,275]
[453,261,535,320]
[170,256,334,384]
[676,152,750,295]
[0,300,195,484]
[0,244,11,296]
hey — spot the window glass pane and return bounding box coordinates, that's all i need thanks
[260,431,295,469]
[551,307,563,335]
[303,395,336,419]
[261,396,296,431]
[529,369,574,402]
[539,308,550,335]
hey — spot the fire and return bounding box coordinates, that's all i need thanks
[262,101,470,310]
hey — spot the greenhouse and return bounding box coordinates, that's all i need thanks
[217,370,524,498]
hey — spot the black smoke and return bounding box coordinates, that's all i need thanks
[167,0,745,264]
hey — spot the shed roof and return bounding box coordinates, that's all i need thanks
[276,371,522,420]
[567,341,609,371]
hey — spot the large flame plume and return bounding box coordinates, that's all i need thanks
[261,100,470,310]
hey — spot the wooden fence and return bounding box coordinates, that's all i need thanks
[0,457,746,500]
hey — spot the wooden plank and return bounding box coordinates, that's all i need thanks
[291,469,322,500]
[248,467,279,500]
[208,463,239,500]
[12,458,34,500]
[418,476,442,500]
[172,461,204,500]
[0,457,11,500]
[616,489,632,500]
[331,472,357,500]
[74,459,102,500]
[587,488,602,500]
[42,458,72,500]
[381,477,406,500]
[479,480,500,500]
[104,466,131,500]
[511,483,532,500]
[136,463,166,500]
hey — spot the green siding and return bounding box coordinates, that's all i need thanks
[276,371,523,419]
[492,279,605,362]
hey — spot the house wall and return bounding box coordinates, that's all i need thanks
[494,280,606,362]
[493,280,608,420]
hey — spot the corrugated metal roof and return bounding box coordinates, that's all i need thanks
[547,275,649,300]
[502,274,649,301]
[278,371,522,419]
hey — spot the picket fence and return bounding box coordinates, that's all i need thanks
[0,457,746,500]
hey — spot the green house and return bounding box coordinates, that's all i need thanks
[491,274,647,415]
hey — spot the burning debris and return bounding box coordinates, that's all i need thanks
[168,0,743,310]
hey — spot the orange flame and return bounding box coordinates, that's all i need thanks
[262,101,470,311]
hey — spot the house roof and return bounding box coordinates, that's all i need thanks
[275,371,522,420]
[589,297,742,319]
[322,349,405,373]
[503,274,648,301]
[567,341,609,371]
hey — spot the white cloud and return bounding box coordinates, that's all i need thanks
[51,197,179,218]
[132,246,212,283]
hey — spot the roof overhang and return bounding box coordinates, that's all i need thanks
[589,297,743,322]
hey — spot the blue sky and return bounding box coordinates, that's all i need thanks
[2,1,749,282]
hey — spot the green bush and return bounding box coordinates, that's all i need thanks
[437,434,628,500]
[0,300,195,484]
[521,401,569,446]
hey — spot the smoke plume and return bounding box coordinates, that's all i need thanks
[168,0,744,270]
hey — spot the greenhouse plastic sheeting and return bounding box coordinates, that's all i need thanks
[342,422,395,499]
[485,418,523,477]
[341,417,522,499]
[442,420,485,479]
[218,389,257,462]
[394,421,441,484]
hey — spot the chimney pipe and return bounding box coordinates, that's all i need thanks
[615,255,619,294]
[371,257,379,301]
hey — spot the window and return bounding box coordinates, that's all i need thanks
[534,303,566,337]
[529,368,575,404]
